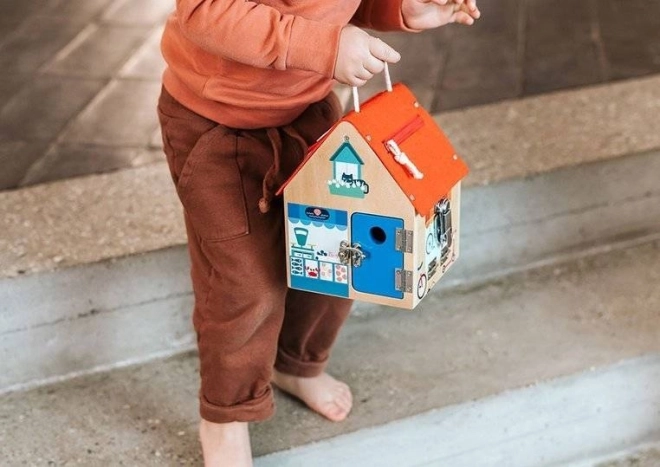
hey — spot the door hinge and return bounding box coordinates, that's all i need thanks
[395,228,414,253]
[395,269,413,293]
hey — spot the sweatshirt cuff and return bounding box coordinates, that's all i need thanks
[357,0,420,32]
[374,0,416,31]
[287,17,342,79]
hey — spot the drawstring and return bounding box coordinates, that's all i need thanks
[258,125,309,214]
[258,128,282,214]
[282,125,309,157]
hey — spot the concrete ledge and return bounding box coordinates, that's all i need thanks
[445,149,660,288]
[0,249,194,392]
[0,163,184,278]
[257,356,660,467]
[586,444,660,467]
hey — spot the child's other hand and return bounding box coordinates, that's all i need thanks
[334,25,401,87]
[402,0,481,30]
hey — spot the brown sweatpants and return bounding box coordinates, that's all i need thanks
[157,88,353,424]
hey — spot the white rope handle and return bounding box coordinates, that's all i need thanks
[352,63,393,113]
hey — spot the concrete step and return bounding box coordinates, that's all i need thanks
[588,445,660,467]
[256,357,660,467]
[2,76,660,392]
[1,238,658,465]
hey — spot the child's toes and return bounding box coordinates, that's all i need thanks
[343,385,353,404]
[323,401,349,422]
[335,394,352,412]
[337,382,352,398]
[334,402,351,420]
[335,386,352,408]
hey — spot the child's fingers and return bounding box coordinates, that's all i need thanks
[355,68,374,81]
[465,0,478,12]
[446,0,480,19]
[451,10,476,25]
[363,55,386,75]
[368,37,401,64]
[465,0,481,19]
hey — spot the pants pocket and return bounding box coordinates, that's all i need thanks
[177,127,250,243]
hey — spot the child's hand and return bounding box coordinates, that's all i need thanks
[401,0,481,30]
[334,25,401,87]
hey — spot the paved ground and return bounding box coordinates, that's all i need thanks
[0,0,659,191]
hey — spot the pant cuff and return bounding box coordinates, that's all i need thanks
[274,347,327,378]
[199,386,274,423]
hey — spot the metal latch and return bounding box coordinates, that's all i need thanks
[339,241,365,268]
[434,198,453,262]
[395,269,413,293]
[395,228,414,253]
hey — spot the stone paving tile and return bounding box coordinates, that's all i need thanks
[524,46,603,96]
[118,26,166,80]
[19,144,143,187]
[0,76,106,142]
[0,20,23,47]
[59,79,161,146]
[41,0,115,24]
[434,0,521,111]
[2,0,660,190]
[442,37,519,90]
[362,31,446,109]
[598,0,660,80]
[0,16,87,75]
[0,141,49,190]
[436,84,521,113]
[0,0,60,22]
[42,24,151,78]
[452,0,521,41]
[0,75,29,109]
[524,0,604,95]
[445,32,519,72]
[101,0,174,26]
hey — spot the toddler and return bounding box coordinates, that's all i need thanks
[157,0,480,465]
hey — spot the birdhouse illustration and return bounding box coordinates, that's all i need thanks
[278,79,469,310]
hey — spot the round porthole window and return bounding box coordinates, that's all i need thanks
[370,226,386,244]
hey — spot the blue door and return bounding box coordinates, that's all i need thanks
[351,213,404,299]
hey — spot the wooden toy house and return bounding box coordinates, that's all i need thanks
[278,82,469,309]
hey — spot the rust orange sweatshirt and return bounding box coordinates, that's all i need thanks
[162,0,410,129]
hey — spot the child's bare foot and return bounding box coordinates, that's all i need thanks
[199,419,252,467]
[272,370,353,422]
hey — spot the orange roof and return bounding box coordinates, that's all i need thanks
[278,83,468,216]
[345,83,468,216]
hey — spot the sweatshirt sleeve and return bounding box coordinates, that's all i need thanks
[176,0,342,78]
[351,0,418,31]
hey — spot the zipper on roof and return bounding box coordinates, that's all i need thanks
[384,115,424,145]
[383,115,425,180]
